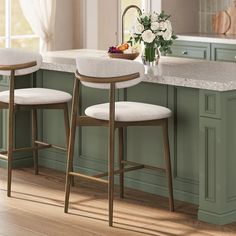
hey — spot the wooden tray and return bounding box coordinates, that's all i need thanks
[108,52,139,60]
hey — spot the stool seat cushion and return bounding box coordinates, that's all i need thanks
[0,48,42,76]
[85,102,172,122]
[0,88,72,105]
[76,56,144,89]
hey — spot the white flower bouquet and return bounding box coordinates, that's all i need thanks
[130,11,177,64]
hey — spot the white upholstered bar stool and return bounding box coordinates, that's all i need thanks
[64,56,174,226]
[0,48,72,197]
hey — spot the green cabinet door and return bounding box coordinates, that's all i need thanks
[211,43,236,62]
[169,40,211,60]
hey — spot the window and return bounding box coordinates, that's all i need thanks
[0,0,39,51]
[120,0,149,42]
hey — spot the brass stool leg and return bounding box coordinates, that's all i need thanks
[63,103,75,186]
[64,79,79,213]
[119,127,124,198]
[7,108,14,197]
[108,83,115,226]
[32,109,38,175]
[162,119,174,212]
[7,71,15,197]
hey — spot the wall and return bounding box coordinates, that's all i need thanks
[74,0,84,49]
[199,0,233,33]
[54,0,74,50]
[98,0,118,49]
[75,0,118,50]
[57,0,236,50]
[162,0,199,33]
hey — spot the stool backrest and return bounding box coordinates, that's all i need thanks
[76,56,144,89]
[0,48,42,76]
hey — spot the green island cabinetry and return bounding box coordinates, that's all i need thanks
[1,50,236,225]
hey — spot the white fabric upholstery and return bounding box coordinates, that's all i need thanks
[0,88,72,105]
[85,102,172,122]
[0,48,42,76]
[76,56,144,89]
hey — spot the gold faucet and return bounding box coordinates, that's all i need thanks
[121,5,142,43]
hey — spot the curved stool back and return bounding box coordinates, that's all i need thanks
[76,56,144,89]
[0,48,42,76]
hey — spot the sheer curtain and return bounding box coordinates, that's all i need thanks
[19,0,57,52]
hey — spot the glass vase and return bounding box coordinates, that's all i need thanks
[142,46,160,67]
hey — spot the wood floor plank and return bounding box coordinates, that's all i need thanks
[0,167,236,236]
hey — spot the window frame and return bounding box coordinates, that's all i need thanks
[0,0,38,48]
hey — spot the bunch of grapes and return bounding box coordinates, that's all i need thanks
[108,46,123,54]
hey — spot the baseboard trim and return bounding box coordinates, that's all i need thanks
[0,156,33,168]
[198,209,236,225]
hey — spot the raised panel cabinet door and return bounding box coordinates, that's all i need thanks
[211,43,236,62]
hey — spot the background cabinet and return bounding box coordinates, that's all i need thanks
[170,40,236,63]
[170,41,211,60]
[211,43,236,62]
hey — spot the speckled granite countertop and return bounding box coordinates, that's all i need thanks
[41,49,236,92]
[177,33,236,44]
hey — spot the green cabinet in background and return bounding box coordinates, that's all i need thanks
[211,43,236,62]
[170,40,211,60]
[170,40,236,63]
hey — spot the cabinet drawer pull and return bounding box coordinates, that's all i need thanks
[182,51,188,55]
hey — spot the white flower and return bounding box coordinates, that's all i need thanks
[151,22,160,31]
[140,13,149,19]
[162,30,172,41]
[151,13,158,22]
[166,20,172,31]
[142,30,156,43]
[156,31,164,36]
[134,23,144,34]
[159,21,167,31]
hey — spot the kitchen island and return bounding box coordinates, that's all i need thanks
[2,49,236,225]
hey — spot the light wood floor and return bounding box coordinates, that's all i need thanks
[0,167,236,236]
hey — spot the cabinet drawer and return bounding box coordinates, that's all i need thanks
[169,41,211,60]
[214,48,236,62]
[212,44,236,62]
[171,45,207,59]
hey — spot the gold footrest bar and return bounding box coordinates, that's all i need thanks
[93,165,145,178]
[122,160,166,173]
[35,141,67,151]
[69,172,108,184]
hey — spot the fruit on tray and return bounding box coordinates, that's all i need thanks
[108,43,140,54]
[118,43,129,51]
[108,43,130,54]
[108,46,123,54]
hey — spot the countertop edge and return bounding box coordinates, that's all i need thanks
[41,61,236,92]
